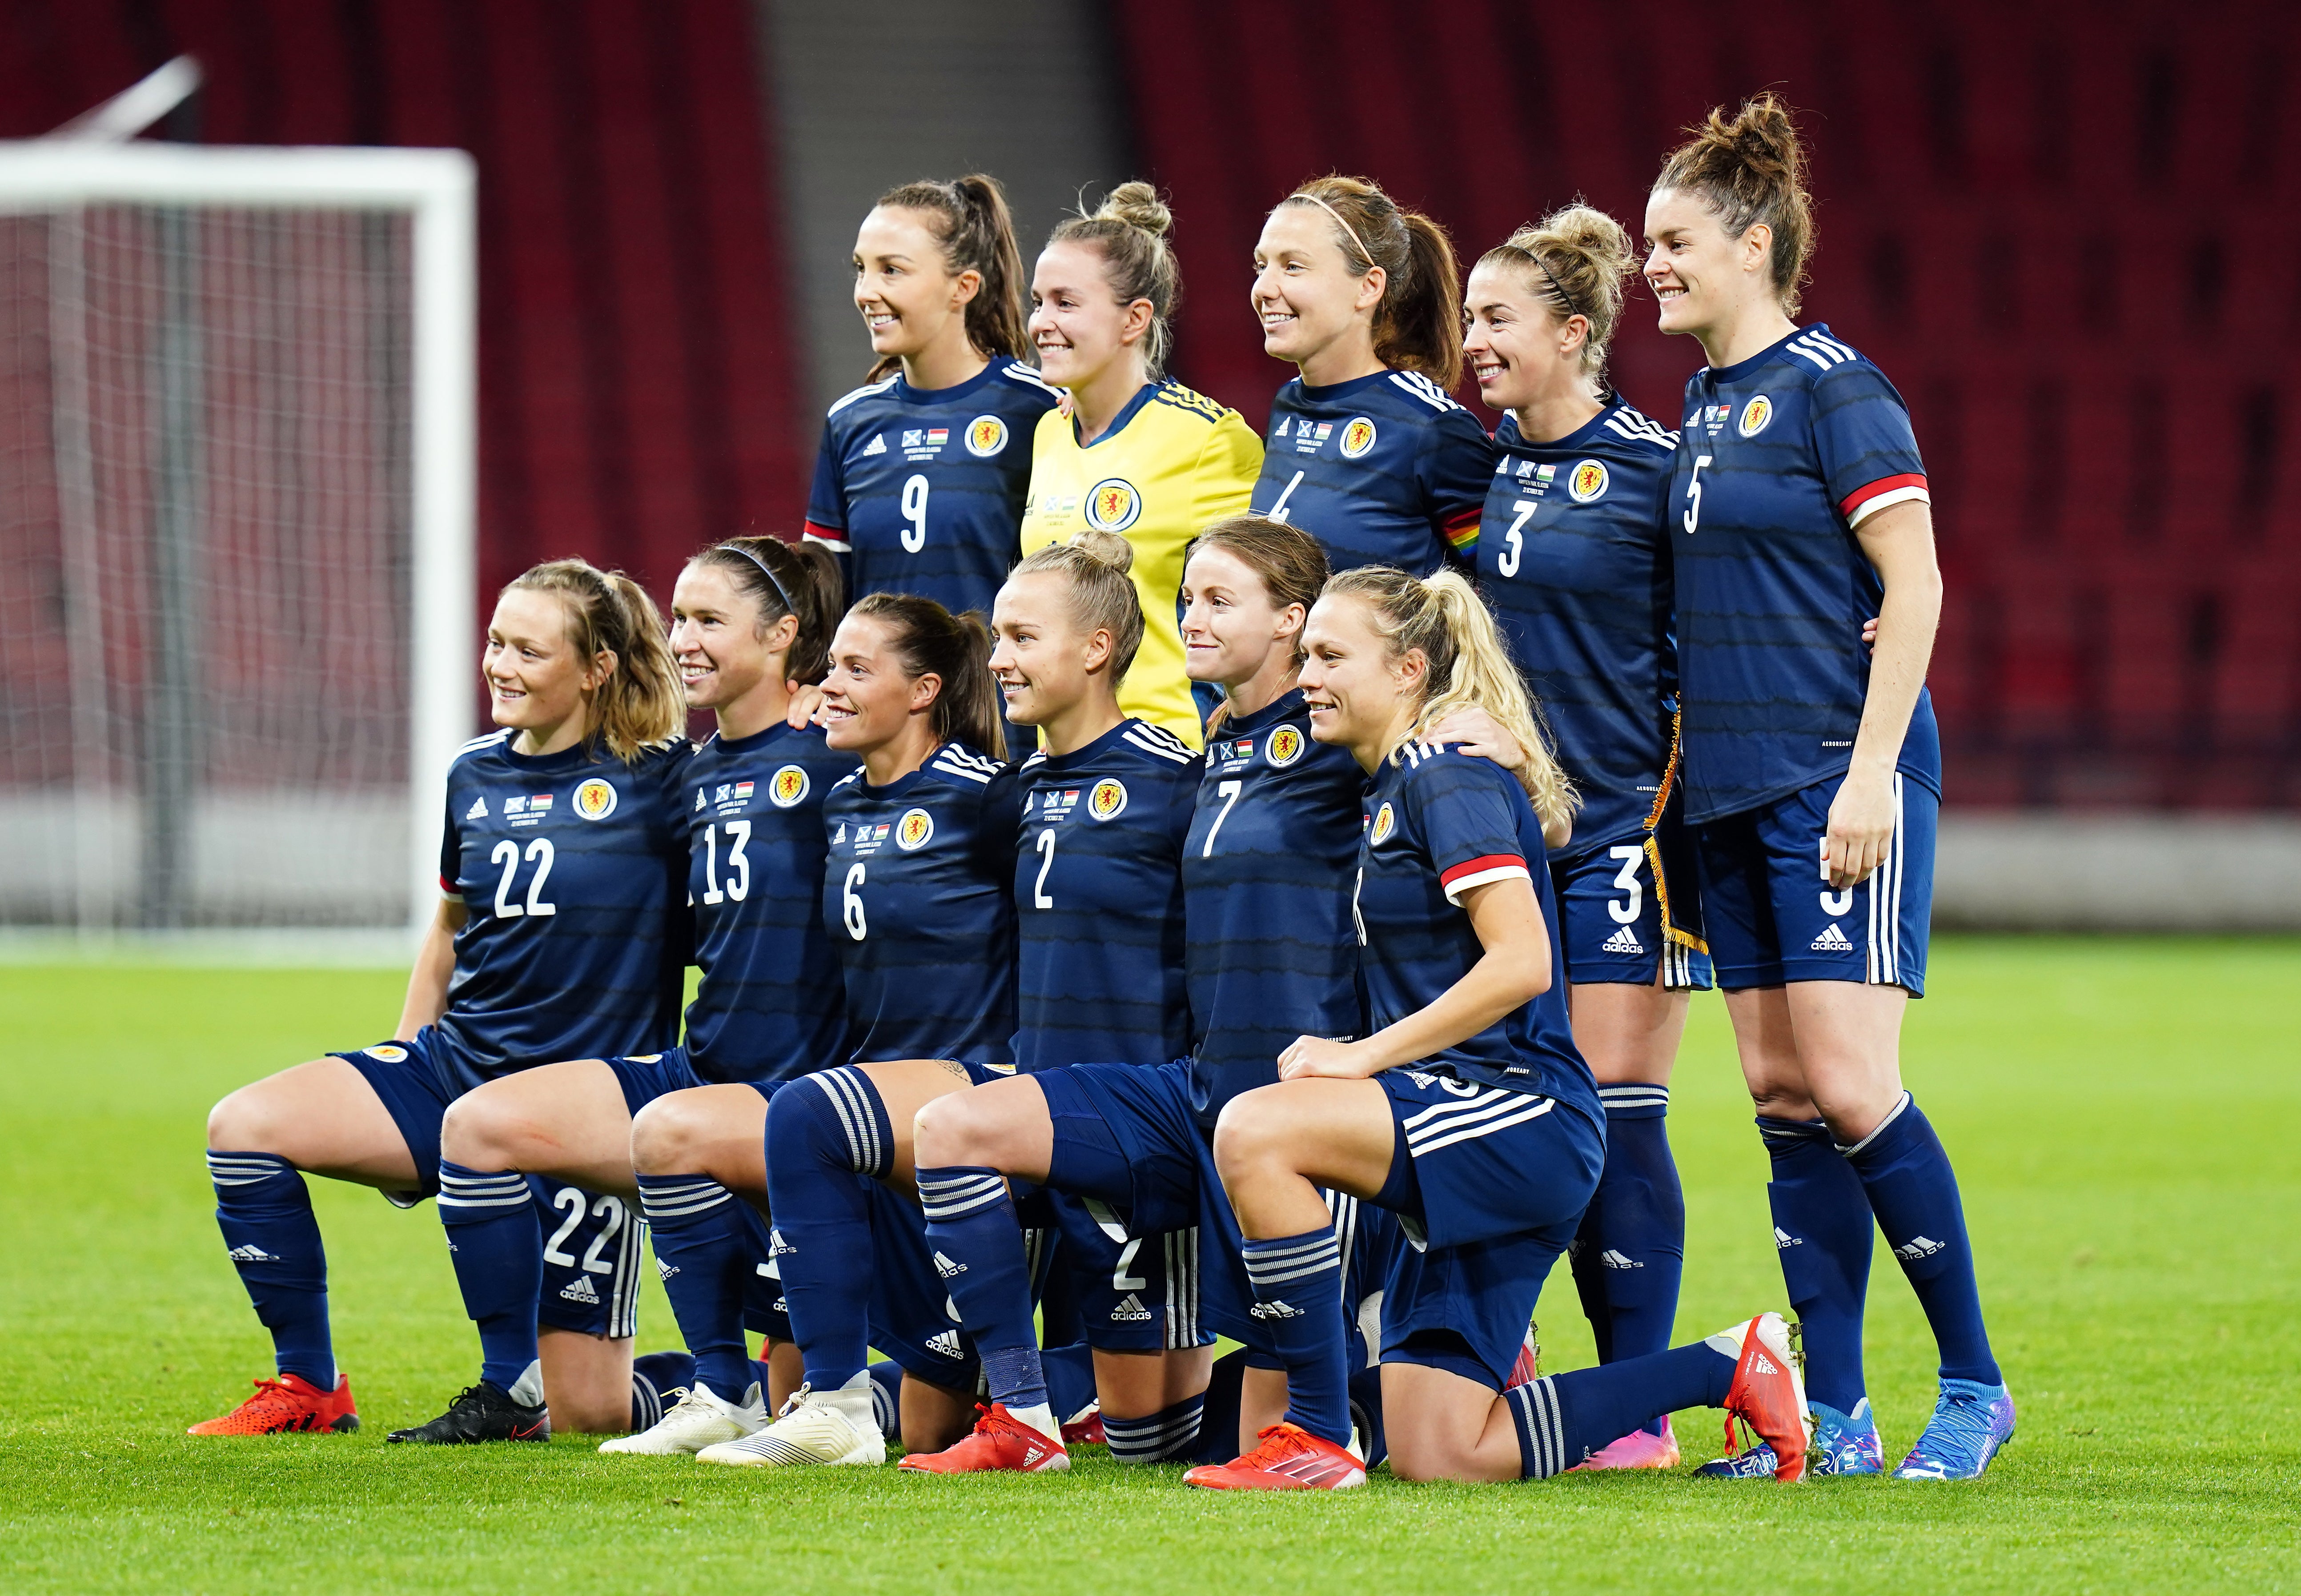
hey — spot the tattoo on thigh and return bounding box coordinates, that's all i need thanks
[934,1058,972,1084]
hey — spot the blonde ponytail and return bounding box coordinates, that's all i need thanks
[504,558,683,762]
[1009,525,1145,682]
[1321,565,1577,836]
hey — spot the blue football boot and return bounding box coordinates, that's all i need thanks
[1697,1397,1882,1478]
[1892,1379,2015,1480]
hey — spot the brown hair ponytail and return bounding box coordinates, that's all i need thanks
[1279,175,1465,388]
[867,174,1031,381]
[848,592,1007,758]
[505,558,684,762]
[1653,92,1815,315]
[691,535,844,684]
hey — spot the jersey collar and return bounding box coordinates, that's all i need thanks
[1702,323,1831,388]
[1293,368,1392,405]
[498,739,606,773]
[1071,380,1163,449]
[892,360,1004,406]
[1219,688,1307,737]
[712,719,812,758]
[1496,400,1618,456]
[1029,717,1136,771]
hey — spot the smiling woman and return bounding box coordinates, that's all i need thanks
[193,557,691,1445]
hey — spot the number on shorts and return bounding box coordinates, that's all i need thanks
[542,1186,585,1266]
[579,1195,625,1275]
[1818,840,1854,918]
[1112,1236,1147,1293]
[1608,844,1644,925]
[901,474,929,553]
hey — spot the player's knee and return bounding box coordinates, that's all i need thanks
[628,1094,703,1176]
[911,1091,985,1167]
[438,1089,521,1168]
[1210,1089,1294,1180]
[207,1083,284,1153]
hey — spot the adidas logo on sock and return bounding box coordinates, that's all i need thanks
[1774,1227,1803,1250]
[1894,1235,1945,1261]
[862,434,887,456]
[558,1275,601,1304]
[1602,926,1646,954]
[768,1229,796,1257]
[1110,1294,1153,1323]
[932,1250,967,1279]
[1751,1352,1779,1375]
[925,1330,963,1359]
[226,1244,280,1263]
[655,1260,679,1282]
[1249,1300,1304,1320]
[1598,1248,1643,1270]
[1810,923,1853,952]
[465,796,488,820]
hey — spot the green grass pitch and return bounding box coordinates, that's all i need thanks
[1,938,2295,1594]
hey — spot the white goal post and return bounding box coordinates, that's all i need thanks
[0,142,474,940]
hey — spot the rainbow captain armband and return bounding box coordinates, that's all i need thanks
[1441,508,1482,553]
[1839,473,1929,528]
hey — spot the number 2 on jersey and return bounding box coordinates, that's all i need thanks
[1032,829,1058,908]
[901,474,929,553]
[489,837,556,919]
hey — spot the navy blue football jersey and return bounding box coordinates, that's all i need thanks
[1668,324,1940,822]
[822,742,1021,1065]
[434,732,688,1090]
[679,723,857,1085]
[1354,742,1596,1117]
[1183,690,1367,1127]
[1479,401,1680,859]
[1013,718,1201,1072]
[1249,369,1494,575]
[803,359,1062,621]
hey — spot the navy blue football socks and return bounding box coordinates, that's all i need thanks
[867,1359,904,1441]
[1104,1392,1206,1463]
[1042,1339,1098,1430]
[436,1160,545,1390]
[916,1163,1048,1414]
[637,1172,755,1399]
[630,1349,697,1430]
[1239,1226,1349,1446]
[763,1069,892,1391]
[1509,1340,1735,1477]
[1758,1114,1874,1414]
[208,1151,335,1390]
[1841,1091,2001,1386]
[1571,1084,1686,1433]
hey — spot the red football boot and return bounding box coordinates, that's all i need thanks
[1060,1403,1107,1446]
[1506,1321,1540,1387]
[897,1403,1069,1474]
[1715,1313,1808,1481]
[1183,1422,1366,1491]
[188,1372,359,1436]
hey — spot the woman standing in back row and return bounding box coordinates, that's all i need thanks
[1246,175,1495,576]
[1646,94,2010,1480]
[1018,184,1263,749]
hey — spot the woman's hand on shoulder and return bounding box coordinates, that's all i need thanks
[1425,706,1526,773]
[785,681,827,729]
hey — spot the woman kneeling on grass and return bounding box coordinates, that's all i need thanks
[1186,566,1807,1489]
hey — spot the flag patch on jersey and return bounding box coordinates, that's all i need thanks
[901,429,946,461]
[1293,420,1334,455]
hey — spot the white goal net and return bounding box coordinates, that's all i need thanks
[0,144,473,936]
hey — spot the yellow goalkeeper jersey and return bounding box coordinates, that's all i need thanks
[1018,379,1261,747]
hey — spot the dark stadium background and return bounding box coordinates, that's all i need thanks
[1,0,2291,814]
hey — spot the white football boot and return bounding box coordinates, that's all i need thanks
[694,1373,884,1468]
[599,1380,765,1456]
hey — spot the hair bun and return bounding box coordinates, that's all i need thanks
[1096,180,1173,239]
[1068,526,1137,577]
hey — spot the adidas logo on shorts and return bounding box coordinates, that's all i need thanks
[1810,923,1853,951]
[1598,1249,1643,1271]
[1110,1294,1153,1323]
[1894,1235,1945,1261]
[1774,1227,1803,1250]
[1603,926,1646,954]
[932,1250,967,1279]
[559,1275,600,1305]
[1250,1300,1305,1320]
[225,1244,280,1263]
[768,1228,795,1257]
[656,1260,679,1282]
[925,1330,963,1359]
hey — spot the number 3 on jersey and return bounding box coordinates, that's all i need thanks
[901,474,929,553]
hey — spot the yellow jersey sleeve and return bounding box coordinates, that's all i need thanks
[1018,382,1264,749]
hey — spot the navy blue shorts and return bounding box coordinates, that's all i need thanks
[334,1032,644,1338]
[1695,772,1935,995]
[1551,818,1713,991]
[1373,1071,1602,1389]
[863,1179,984,1391]
[1043,1187,1213,1354]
